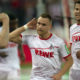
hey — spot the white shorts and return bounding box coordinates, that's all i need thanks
[69,69,80,80]
[0,69,21,80]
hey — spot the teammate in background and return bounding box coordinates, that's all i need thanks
[0,12,25,80]
[0,13,9,48]
[8,12,25,61]
[69,1,80,80]
[9,13,73,80]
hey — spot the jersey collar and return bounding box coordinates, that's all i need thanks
[77,24,80,25]
[39,33,52,40]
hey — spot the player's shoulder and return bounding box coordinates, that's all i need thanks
[52,34,64,43]
[70,23,77,30]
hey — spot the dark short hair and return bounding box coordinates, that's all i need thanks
[0,11,17,26]
[74,1,80,8]
[7,12,17,21]
[4,11,18,32]
[4,11,17,21]
[40,13,52,22]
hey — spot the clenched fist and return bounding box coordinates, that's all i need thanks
[0,13,9,22]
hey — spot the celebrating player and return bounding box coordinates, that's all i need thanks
[10,13,73,80]
[69,1,80,80]
[0,12,25,80]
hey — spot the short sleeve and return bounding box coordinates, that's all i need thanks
[59,40,71,59]
[22,34,36,46]
[22,34,28,44]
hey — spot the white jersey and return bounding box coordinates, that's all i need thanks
[70,23,80,70]
[22,33,70,79]
[0,27,20,71]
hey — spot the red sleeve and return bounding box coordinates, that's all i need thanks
[63,54,71,59]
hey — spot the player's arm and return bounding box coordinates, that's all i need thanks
[9,18,37,43]
[52,55,73,80]
[68,43,72,52]
[9,35,22,44]
[0,13,9,48]
[51,42,73,80]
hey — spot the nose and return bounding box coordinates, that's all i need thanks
[77,10,80,13]
[38,24,42,29]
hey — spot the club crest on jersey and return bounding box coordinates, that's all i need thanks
[35,49,54,58]
[49,45,53,49]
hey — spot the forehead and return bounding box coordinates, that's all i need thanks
[75,3,80,8]
[38,17,50,23]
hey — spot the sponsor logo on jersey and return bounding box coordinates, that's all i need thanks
[72,35,80,42]
[35,49,54,58]
[72,32,80,42]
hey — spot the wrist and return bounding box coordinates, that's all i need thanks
[23,24,28,30]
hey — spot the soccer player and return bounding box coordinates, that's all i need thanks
[0,12,24,80]
[69,1,80,80]
[10,13,73,80]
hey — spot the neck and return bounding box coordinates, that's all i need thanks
[39,32,51,39]
[77,20,80,25]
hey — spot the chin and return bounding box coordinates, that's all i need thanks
[37,31,42,35]
[77,19,80,22]
[38,33,43,36]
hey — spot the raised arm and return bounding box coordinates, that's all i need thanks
[0,13,9,48]
[9,18,37,41]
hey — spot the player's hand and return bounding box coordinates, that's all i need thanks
[51,73,61,80]
[0,13,9,22]
[26,18,37,29]
[76,50,80,59]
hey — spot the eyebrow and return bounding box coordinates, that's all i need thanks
[37,22,47,25]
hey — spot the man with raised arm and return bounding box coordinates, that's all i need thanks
[10,13,73,80]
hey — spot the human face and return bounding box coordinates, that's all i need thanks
[74,3,80,23]
[36,17,51,37]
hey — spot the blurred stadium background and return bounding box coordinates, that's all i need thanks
[0,0,77,80]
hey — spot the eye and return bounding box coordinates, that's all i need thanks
[75,8,79,11]
[42,24,46,26]
[37,22,40,25]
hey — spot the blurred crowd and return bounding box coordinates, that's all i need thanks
[0,0,64,27]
